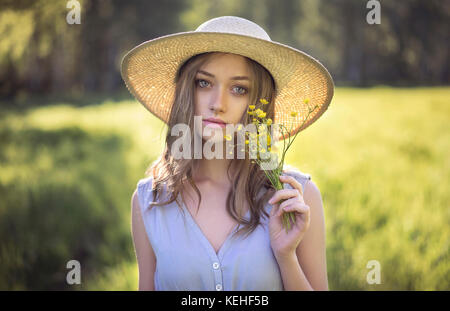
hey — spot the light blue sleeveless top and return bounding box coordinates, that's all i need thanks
[135,168,311,291]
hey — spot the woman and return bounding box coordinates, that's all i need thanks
[124,16,333,291]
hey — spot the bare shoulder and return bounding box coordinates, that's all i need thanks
[303,179,323,209]
[292,174,328,290]
[282,165,313,192]
[281,163,324,218]
[287,173,323,210]
[131,189,141,219]
[131,187,148,229]
[282,164,312,179]
[130,188,147,247]
[131,186,156,291]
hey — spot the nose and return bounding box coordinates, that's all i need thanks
[209,86,227,114]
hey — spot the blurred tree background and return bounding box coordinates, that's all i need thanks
[0,0,448,290]
[0,0,448,100]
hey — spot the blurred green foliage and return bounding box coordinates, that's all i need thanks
[0,87,448,290]
[285,87,450,290]
[0,96,165,290]
[1,0,447,291]
[0,0,448,99]
[0,126,135,289]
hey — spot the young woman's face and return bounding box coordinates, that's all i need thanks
[194,53,251,142]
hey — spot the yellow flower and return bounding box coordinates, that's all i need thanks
[304,98,310,104]
[247,111,253,115]
[290,111,298,117]
[259,99,269,105]
[266,118,272,125]
[268,146,271,151]
[237,124,243,131]
[260,148,266,153]
[267,135,271,144]
[245,140,249,145]
[224,134,232,141]
[254,109,266,118]
[249,105,255,110]
[252,118,257,122]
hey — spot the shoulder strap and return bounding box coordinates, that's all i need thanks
[136,176,155,212]
[281,165,312,194]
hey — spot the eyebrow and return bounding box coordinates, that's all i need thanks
[197,70,250,81]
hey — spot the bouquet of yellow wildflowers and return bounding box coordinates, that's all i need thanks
[227,98,319,233]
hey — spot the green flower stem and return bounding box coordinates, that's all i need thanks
[247,101,320,234]
[273,179,296,234]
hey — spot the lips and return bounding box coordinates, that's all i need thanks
[203,117,227,124]
[202,118,227,128]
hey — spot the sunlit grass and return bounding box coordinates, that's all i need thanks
[0,87,448,290]
[83,261,138,291]
[285,86,450,290]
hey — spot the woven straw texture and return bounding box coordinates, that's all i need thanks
[121,16,334,141]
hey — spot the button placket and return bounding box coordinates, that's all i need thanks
[212,259,223,290]
[178,194,252,291]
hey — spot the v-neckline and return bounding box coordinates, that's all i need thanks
[179,193,250,259]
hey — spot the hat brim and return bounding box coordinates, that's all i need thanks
[121,31,334,141]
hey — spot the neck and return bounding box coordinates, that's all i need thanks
[193,158,235,187]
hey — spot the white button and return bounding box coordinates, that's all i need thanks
[213,262,220,269]
[215,284,222,291]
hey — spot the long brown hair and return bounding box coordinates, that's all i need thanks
[144,52,277,239]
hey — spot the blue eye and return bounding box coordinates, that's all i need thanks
[233,86,248,95]
[196,79,210,88]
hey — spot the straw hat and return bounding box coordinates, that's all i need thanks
[121,16,334,141]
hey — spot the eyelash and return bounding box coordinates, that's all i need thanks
[195,79,248,96]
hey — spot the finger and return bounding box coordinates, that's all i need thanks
[276,201,308,218]
[279,197,301,210]
[268,189,299,205]
[280,175,304,197]
[283,204,310,229]
[282,203,309,215]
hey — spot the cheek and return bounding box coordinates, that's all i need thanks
[233,102,250,123]
[194,91,209,115]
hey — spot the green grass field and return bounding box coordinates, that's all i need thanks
[0,87,448,290]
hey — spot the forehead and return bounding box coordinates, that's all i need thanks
[198,53,251,76]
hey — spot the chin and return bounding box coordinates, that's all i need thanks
[202,135,224,143]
